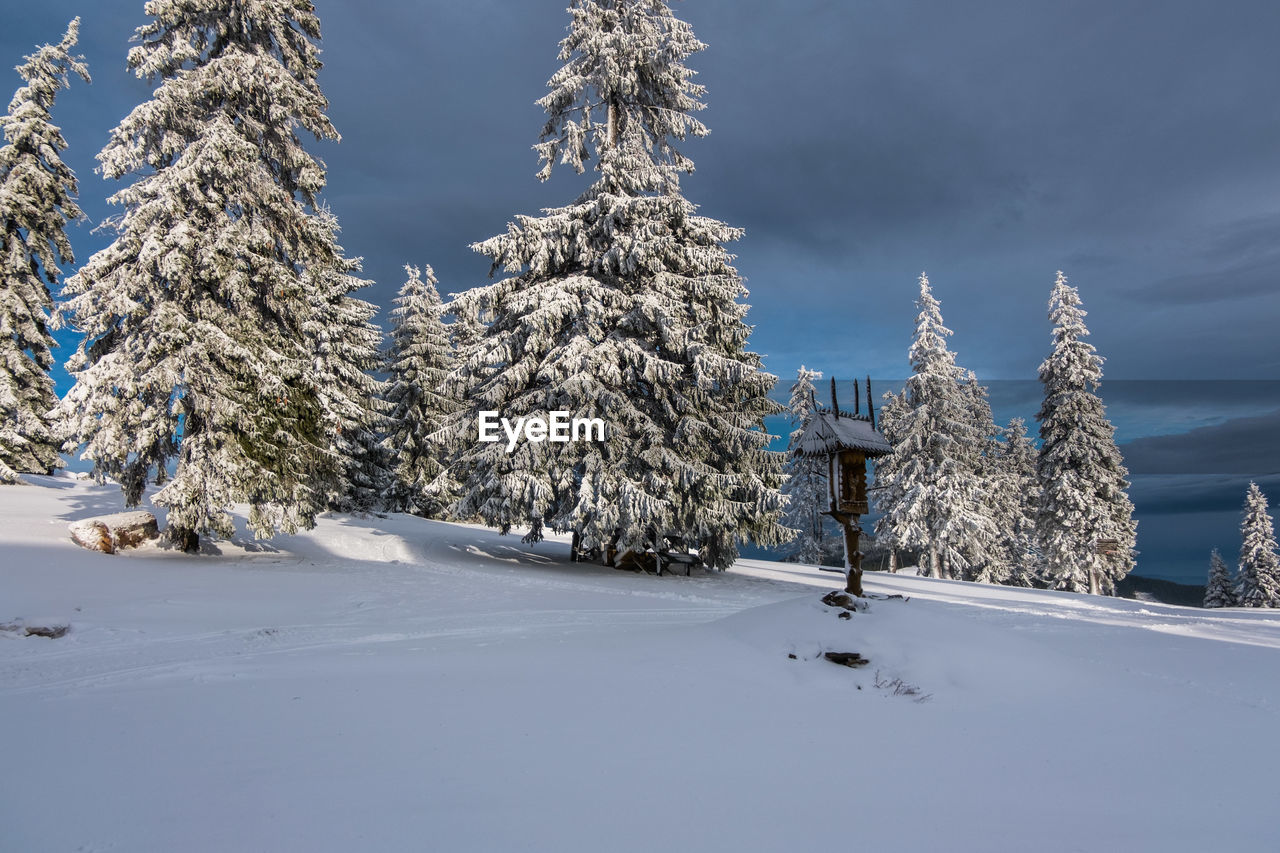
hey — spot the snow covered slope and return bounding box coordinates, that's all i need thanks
[3,475,1278,852]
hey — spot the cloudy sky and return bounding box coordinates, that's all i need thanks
[4,1,1278,583]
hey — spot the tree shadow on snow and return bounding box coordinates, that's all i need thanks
[16,473,79,491]
[449,541,559,567]
[53,480,146,523]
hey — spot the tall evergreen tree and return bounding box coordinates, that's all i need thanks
[1203,548,1236,608]
[447,0,786,569]
[993,417,1042,586]
[382,264,458,517]
[0,20,88,483]
[873,274,995,580]
[781,366,833,565]
[872,388,909,572]
[1035,271,1136,595]
[304,224,388,515]
[960,371,1009,584]
[1237,482,1280,608]
[56,0,366,549]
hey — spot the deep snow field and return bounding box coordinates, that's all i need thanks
[3,474,1279,852]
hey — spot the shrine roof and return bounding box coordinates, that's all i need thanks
[795,411,892,458]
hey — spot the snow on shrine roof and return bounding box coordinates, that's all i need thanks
[795,411,892,458]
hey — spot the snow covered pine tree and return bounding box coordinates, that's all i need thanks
[382,264,459,518]
[1035,272,1136,595]
[0,19,88,483]
[1237,482,1280,607]
[56,1,377,550]
[873,274,998,580]
[1203,548,1236,608]
[871,388,908,572]
[446,0,786,570]
[960,371,1011,583]
[782,366,833,565]
[992,417,1042,586]
[303,222,388,515]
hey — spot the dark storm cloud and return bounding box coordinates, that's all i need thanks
[1133,213,1280,305]
[679,0,1280,383]
[1121,409,1280,476]
[1129,474,1280,517]
[680,0,1044,260]
[685,0,1280,239]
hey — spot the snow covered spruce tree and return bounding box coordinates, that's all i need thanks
[1237,482,1280,607]
[781,366,834,565]
[960,371,1010,583]
[56,1,373,550]
[993,417,1042,586]
[1035,272,1136,595]
[1203,548,1236,608]
[873,274,999,580]
[0,20,88,483]
[871,388,908,572]
[382,264,459,518]
[304,224,388,515]
[448,0,786,568]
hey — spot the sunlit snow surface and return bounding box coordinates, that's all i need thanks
[3,474,1278,852]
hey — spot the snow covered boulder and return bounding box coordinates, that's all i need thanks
[68,511,159,554]
[68,520,112,553]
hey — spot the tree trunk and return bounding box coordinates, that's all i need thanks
[172,526,199,553]
[607,99,621,150]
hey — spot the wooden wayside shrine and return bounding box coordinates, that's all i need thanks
[794,377,892,596]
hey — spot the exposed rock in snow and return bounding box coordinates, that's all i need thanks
[0,619,70,639]
[823,651,869,667]
[68,511,158,554]
[821,590,868,612]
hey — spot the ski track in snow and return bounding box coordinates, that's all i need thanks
[739,557,1280,647]
[1,607,738,695]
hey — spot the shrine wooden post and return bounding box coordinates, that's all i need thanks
[794,377,892,597]
[829,446,871,596]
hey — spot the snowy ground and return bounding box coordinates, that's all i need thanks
[3,475,1279,852]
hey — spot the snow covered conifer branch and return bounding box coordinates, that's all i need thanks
[534,0,709,188]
